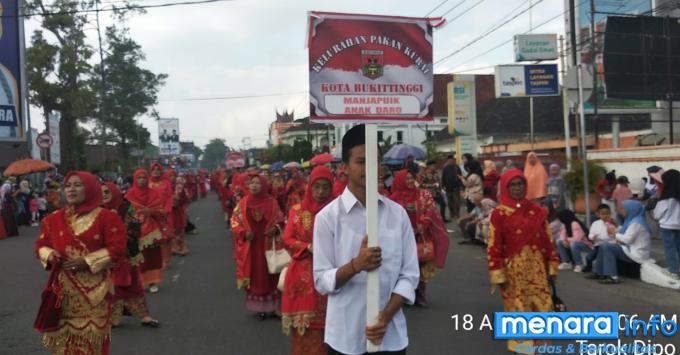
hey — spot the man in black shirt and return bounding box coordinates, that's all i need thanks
[441,155,463,219]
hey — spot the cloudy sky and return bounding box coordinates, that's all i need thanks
[28,0,568,149]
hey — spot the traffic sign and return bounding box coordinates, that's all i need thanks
[36,133,53,149]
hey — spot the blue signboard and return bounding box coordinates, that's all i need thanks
[524,64,559,96]
[0,0,23,137]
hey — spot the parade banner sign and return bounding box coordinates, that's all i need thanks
[225,152,245,169]
[308,12,443,122]
[0,0,24,140]
[158,118,181,156]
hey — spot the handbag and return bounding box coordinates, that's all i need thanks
[416,235,435,263]
[277,267,288,291]
[34,266,63,332]
[550,279,567,312]
[265,234,291,274]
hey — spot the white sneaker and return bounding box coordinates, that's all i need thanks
[573,265,583,273]
[149,285,159,294]
[558,262,573,270]
[670,272,680,280]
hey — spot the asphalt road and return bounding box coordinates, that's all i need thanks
[2,194,680,355]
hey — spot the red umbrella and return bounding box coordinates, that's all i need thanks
[3,159,55,177]
[310,153,334,166]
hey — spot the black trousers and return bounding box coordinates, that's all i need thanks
[328,347,406,355]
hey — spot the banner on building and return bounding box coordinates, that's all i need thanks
[495,64,559,98]
[308,12,444,123]
[0,0,24,141]
[225,152,245,169]
[158,118,180,156]
[48,113,61,164]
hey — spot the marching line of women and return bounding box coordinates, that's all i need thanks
[32,167,208,354]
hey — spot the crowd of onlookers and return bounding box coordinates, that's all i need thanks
[0,174,64,238]
[444,153,680,285]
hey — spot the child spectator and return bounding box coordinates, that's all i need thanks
[590,200,653,284]
[37,192,48,221]
[653,169,680,279]
[584,204,618,273]
[29,192,39,227]
[556,210,593,272]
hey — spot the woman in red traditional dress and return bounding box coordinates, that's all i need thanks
[487,168,560,353]
[285,168,306,210]
[197,170,208,198]
[218,171,236,226]
[281,166,334,355]
[125,169,166,294]
[148,163,174,267]
[35,171,126,354]
[389,169,450,307]
[101,182,160,328]
[231,173,285,320]
[169,170,189,256]
[332,169,347,197]
[271,171,287,211]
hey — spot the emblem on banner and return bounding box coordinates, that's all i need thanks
[361,50,384,80]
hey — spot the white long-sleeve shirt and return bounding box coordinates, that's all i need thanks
[653,198,680,230]
[313,187,420,355]
[616,223,654,264]
[588,220,616,246]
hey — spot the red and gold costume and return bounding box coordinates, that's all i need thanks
[148,163,174,267]
[35,171,126,355]
[487,169,559,353]
[285,169,306,211]
[102,182,151,326]
[281,166,333,355]
[390,170,449,303]
[197,170,208,198]
[169,170,190,255]
[230,173,285,313]
[125,169,166,288]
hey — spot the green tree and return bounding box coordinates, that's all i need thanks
[292,139,313,161]
[91,25,167,166]
[201,139,230,169]
[26,0,96,169]
[380,135,395,156]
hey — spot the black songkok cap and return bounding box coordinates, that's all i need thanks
[342,124,365,161]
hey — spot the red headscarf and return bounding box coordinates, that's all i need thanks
[149,163,165,183]
[390,169,418,205]
[498,168,547,236]
[63,171,103,215]
[101,181,122,211]
[301,166,334,215]
[164,168,177,183]
[332,169,347,197]
[125,169,164,209]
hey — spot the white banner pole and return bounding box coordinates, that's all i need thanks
[365,123,380,353]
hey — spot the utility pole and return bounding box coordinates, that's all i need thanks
[95,0,109,170]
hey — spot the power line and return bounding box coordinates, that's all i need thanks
[440,0,582,73]
[435,0,546,66]
[438,0,468,18]
[158,91,307,102]
[425,0,450,16]
[446,0,487,23]
[3,0,236,18]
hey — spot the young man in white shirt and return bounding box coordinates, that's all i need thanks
[313,124,420,355]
